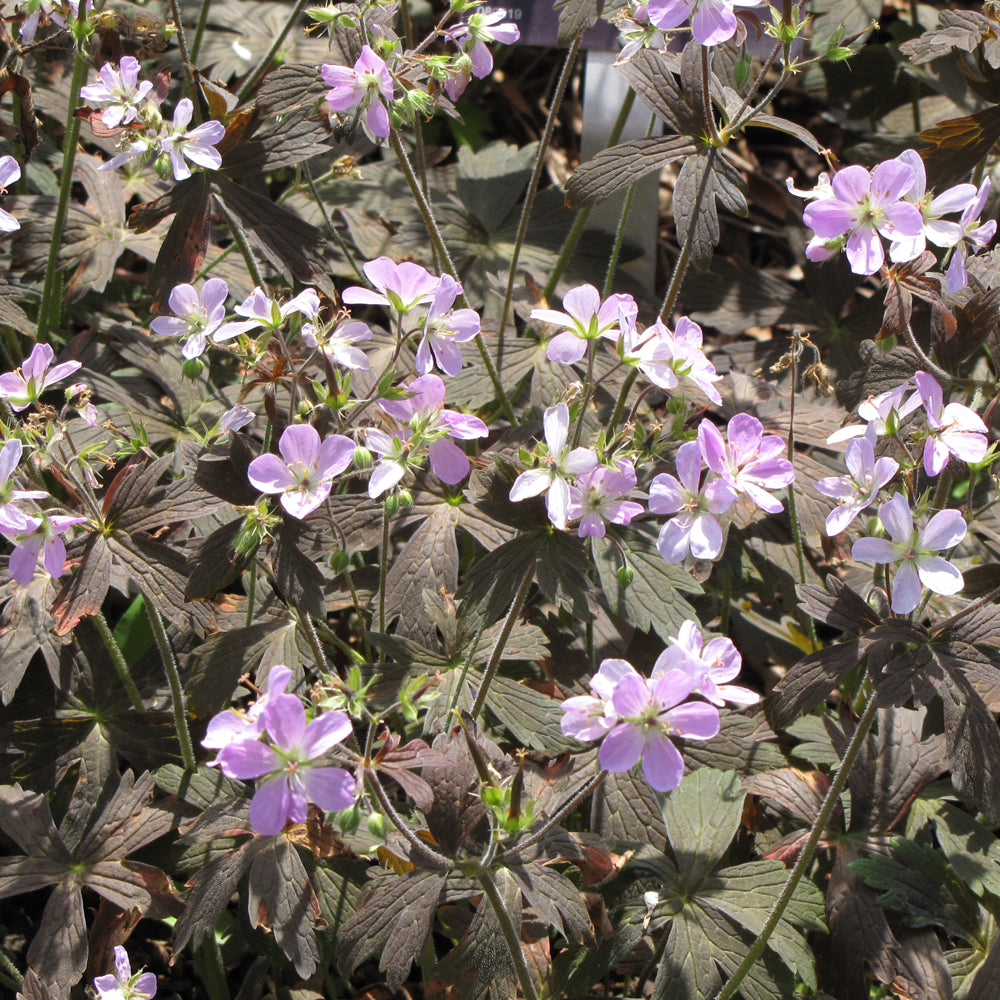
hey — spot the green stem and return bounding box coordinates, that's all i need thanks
[298,609,328,675]
[366,768,453,867]
[168,0,199,109]
[478,868,540,1000]
[571,340,596,448]
[190,0,214,64]
[245,557,258,628]
[607,368,639,438]
[496,36,582,370]
[658,236,692,322]
[196,936,230,1000]
[379,503,391,634]
[0,944,23,989]
[37,7,90,343]
[235,0,311,104]
[543,87,636,301]
[304,164,363,281]
[470,563,535,720]
[710,683,879,1000]
[215,198,265,288]
[92,611,144,711]
[147,599,196,771]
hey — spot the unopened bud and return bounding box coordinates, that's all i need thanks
[367,812,388,839]
[330,549,350,572]
[353,445,373,469]
[182,358,205,379]
[617,565,634,588]
[339,803,362,833]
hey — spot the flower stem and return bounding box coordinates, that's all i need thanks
[37,4,90,343]
[365,767,453,867]
[0,944,23,989]
[658,236,692,323]
[607,368,639,438]
[168,0,199,109]
[379,502,391,634]
[710,682,879,1000]
[215,197,266,287]
[496,36,582,371]
[195,936,230,1000]
[571,339,596,448]
[190,0,214,64]
[147,598,197,771]
[477,867,540,1000]
[470,563,536,720]
[92,610,144,711]
[298,608,329,674]
[235,0,311,104]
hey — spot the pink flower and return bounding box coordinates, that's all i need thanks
[0,155,21,232]
[342,257,440,314]
[560,658,635,741]
[599,668,719,792]
[852,492,966,614]
[7,513,87,585]
[653,620,758,706]
[447,10,521,78]
[234,286,321,332]
[303,318,372,371]
[248,424,355,519]
[202,665,293,751]
[93,945,156,1000]
[415,275,481,377]
[697,414,794,514]
[803,161,924,275]
[0,439,47,534]
[646,0,765,46]
[79,56,155,128]
[531,284,637,365]
[649,440,736,562]
[151,279,256,359]
[826,380,923,445]
[945,178,997,291]
[0,344,82,411]
[566,461,644,538]
[321,45,395,140]
[915,371,989,476]
[159,98,225,181]
[213,695,355,836]
[509,403,599,529]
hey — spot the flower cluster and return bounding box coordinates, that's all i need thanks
[206,665,356,836]
[796,150,995,279]
[561,620,754,791]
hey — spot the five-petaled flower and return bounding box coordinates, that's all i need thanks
[248,423,355,519]
[646,0,765,46]
[653,620,758,706]
[150,279,256,359]
[79,56,155,128]
[0,343,82,411]
[321,45,395,140]
[343,257,440,315]
[915,371,989,476]
[852,492,967,614]
[93,945,157,1000]
[159,98,226,181]
[532,284,637,365]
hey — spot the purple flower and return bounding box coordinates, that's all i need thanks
[93,945,156,1000]
[218,403,255,434]
[7,513,87,585]
[447,9,521,78]
[79,56,155,128]
[0,439,47,534]
[509,403,599,529]
[617,317,724,403]
[600,668,720,792]
[653,620,758,706]
[150,279,256,359]
[697,414,794,514]
[915,371,989,476]
[649,440,736,562]
[321,45,395,140]
[531,284,637,365]
[342,257,440,314]
[415,275,481,377]
[852,492,966,614]
[560,658,635,742]
[945,178,997,291]
[566,461,644,538]
[0,343,82,411]
[803,161,924,275]
[159,99,225,181]
[813,427,899,535]
[0,155,21,232]
[303,319,373,371]
[235,286,321,331]
[247,423,355,519]
[203,665,293,751]
[213,695,355,836]
[17,0,85,43]
[646,0,765,46]
[827,380,924,445]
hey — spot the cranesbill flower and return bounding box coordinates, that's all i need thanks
[509,403,599,529]
[803,161,924,275]
[343,257,440,314]
[151,279,256,359]
[17,0,84,43]
[7,512,87,585]
[646,0,764,46]
[653,620,758,706]
[697,414,794,514]
[600,668,720,792]
[235,286,321,332]
[945,178,997,292]
[321,45,395,140]
[303,319,373,370]
[566,461,644,538]
[0,439,47,534]
[247,423,355,519]
[202,665,293,751]
[532,284,637,365]
[827,380,924,445]
[852,492,967,614]
[0,156,21,232]
[915,371,989,476]
[93,945,156,1000]
[79,56,155,129]
[214,695,355,836]
[649,440,736,562]
[560,658,636,741]
[0,343,82,411]
[159,98,225,181]
[813,427,899,535]
[447,9,521,78]
[415,274,480,377]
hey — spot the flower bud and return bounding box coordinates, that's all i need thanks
[182,357,205,379]
[367,812,388,839]
[330,549,350,572]
[353,445,373,470]
[616,565,635,588]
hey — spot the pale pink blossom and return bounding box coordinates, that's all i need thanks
[0,344,81,411]
[915,371,989,475]
[342,257,439,314]
[159,98,225,181]
[321,45,395,140]
[566,461,644,538]
[532,284,637,365]
[653,620,758,706]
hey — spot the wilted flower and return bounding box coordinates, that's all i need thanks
[16,0,84,43]
[159,98,225,181]
[447,9,521,78]
[653,620,758,706]
[321,45,395,140]
[247,423,355,519]
[218,403,255,434]
[0,343,82,411]
[852,492,967,614]
[93,945,156,1000]
[151,279,256,359]
[0,156,22,232]
[915,371,989,476]
[343,257,439,314]
[532,284,637,365]
[79,56,155,128]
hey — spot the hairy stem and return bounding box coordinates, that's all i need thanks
[0,944,23,989]
[215,198,265,288]
[196,936,230,1000]
[379,503,391,634]
[147,599,197,771]
[496,36,583,369]
[470,563,536,720]
[298,609,329,674]
[478,867,540,1000]
[366,767,453,867]
[168,0,199,109]
[92,611,144,711]
[190,0,214,64]
[37,5,90,343]
[658,233,693,322]
[235,0,311,104]
[711,683,879,1000]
